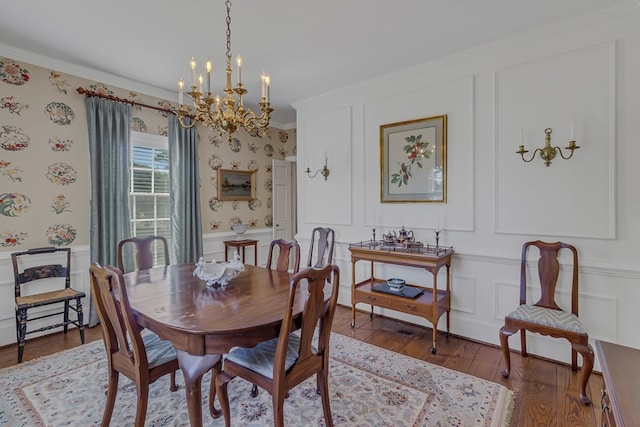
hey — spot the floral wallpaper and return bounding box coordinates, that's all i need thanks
[0,56,296,251]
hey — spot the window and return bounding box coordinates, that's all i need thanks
[129,131,170,266]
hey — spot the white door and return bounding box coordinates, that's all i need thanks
[272,159,293,241]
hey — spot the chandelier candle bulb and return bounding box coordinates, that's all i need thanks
[206,60,212,94]
[190,57,197,88]
[265,75,270,101]
[236,55,242,83]
[178,78,184,106]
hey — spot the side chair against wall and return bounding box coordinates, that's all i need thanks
[117,235,170,273]
[89,263,211,427]
[307,227,335,268]
[216,264,341,427]
[11,247,85,363]
[266,239,301,273]
[499,240,594,405]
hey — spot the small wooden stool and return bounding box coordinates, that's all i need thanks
[224,239,258,265]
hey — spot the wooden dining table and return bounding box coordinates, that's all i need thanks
[123,263,301,427]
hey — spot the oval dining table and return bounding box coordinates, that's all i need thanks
[123,263,302,427]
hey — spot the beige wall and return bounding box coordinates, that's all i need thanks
[0,56,296,252]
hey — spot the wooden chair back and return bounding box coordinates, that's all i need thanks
[279,264,340,384]
[117,235,169,273]
[266,239,300,273]
[90,263,150,372]
[520,240,579,314]
[307,227,335,268]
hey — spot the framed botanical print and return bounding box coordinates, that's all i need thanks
[380,114,447,203]
[217,169,256,201]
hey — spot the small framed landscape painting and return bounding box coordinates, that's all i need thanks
[217,169,256,201]
[380,114,447,203]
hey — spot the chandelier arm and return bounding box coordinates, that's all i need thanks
[177,114,198,129]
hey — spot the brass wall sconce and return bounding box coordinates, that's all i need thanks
[516,127,580,167]
[305,158,330,180]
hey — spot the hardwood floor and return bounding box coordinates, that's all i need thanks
[0,305,603,426]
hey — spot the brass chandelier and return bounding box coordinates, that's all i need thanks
[177,0,273,140]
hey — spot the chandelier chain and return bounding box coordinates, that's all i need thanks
[225,0,232,62]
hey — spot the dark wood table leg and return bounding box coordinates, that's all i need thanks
[253,242,257,265]
[176,350,221,427]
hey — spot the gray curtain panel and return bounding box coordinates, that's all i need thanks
[86,97,132,326]
[168,115,203,264]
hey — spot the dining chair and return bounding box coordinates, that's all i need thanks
[89,263,206,426]
[11,247,85,363]
[306,227,335,268]
[117,235,170,273]
[498,240,594,405]
[216,264,340,427]
[266,239,301,273]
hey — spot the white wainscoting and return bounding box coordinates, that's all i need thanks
[295,238,640,372]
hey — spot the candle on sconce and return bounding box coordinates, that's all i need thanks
[571,121,575,141]
[520,128,524,146]
[436,215,440,232]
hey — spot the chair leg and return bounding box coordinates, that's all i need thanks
[216,372,233,427]
[77,297,85,344]
[272,390,287,427]
[135,382,149,427]
[573,342,594,405]
[318,370,334,427]
[208,359,222,418]
[571,348,578,371]
[520,329,528,357]
[169,371,178,392]
[16,308,27,363]
[101,370,119,427]
[499,326,515,378]
[63,300,70,334]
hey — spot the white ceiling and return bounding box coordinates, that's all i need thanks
[0,0,634,127]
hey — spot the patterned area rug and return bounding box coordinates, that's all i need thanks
[0,333,513,426]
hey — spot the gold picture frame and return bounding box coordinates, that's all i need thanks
[217,169,256,201]
[380,114,447,203]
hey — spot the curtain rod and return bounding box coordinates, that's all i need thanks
[76,87,177,116]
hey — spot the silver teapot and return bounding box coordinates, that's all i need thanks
[397,226,415,244]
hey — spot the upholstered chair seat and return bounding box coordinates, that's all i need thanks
[224,334,303,379]
[505,305,586,334]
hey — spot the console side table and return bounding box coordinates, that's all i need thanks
[349,242,454,354]
[224,239,258,265]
